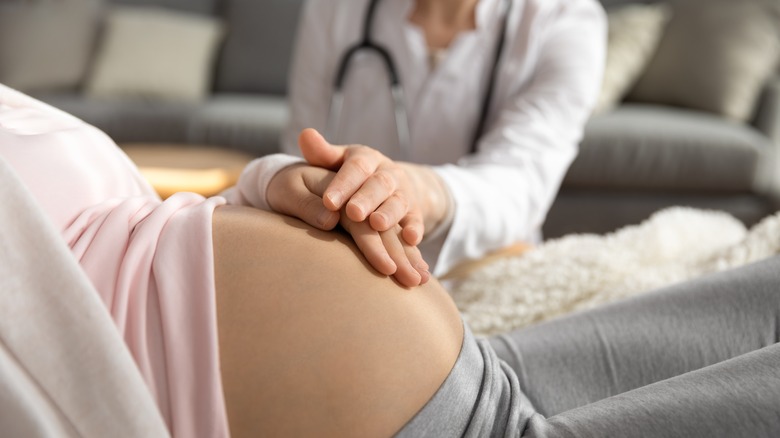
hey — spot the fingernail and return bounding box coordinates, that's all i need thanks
[409,262,423,284]
[416,262,429,272]
[327,192,342,207]
[419,269,431,284]
[349,200,365,218]
[404,227,421,245]
[383,255,397,274]
[317,209,334,227]
[373,212,387,227]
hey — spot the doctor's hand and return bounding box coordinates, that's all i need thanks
[339,217,431,287]
[298,129,448,246]
[266,163,430,287]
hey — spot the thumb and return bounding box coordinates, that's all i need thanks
[298,128,346,170]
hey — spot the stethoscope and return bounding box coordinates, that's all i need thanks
[327,0,513,160]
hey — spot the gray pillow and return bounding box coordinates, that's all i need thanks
[0,0,104,92]
[593,3,671,115]
[628,0,780,122]
[85,6,224,102]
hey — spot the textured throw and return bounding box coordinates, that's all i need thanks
[453,207,780,337]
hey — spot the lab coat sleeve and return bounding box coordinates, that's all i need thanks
[427,0,607,276]
[281,0,338,156]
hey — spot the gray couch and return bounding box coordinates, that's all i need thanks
[545,89,780,237]
[544,0,780,236]
[37,0,303,157]
[34,0,780,237]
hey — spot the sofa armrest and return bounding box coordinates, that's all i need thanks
[754,75,780,143]
[752,75,780,201]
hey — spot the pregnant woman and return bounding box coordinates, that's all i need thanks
[1,83,778,437]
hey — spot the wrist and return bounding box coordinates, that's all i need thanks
[266,163,305,212]
[239,154,305,211]
[400,163,452,237]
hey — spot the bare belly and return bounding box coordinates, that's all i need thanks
[212,205,463,437]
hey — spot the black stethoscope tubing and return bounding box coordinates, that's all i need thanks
[327,0,513,159]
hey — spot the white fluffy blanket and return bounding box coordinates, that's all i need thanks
[452,207,780,337]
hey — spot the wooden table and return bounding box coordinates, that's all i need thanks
[440,242,533,281]
[121,144,255,199]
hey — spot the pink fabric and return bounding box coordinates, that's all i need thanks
[0,84,229,438]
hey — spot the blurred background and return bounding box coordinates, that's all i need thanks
[1,0,778,237]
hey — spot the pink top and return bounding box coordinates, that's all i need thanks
[0,84,229,438]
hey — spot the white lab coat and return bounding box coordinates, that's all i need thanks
[260,0,606,275]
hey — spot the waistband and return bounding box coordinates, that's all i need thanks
[395,324,537,437]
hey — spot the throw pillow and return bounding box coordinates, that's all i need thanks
[86,6,224,102]
[0,0,104,92]
[592,3,671,115]
[628,0,780,122]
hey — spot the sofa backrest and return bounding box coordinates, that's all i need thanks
[208,0,650,96]
[213,0,305,96]
[104,0,651,97]
[107,0,302,96]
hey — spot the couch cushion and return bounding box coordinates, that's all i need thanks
[544,189,772,238]
[110,0,216,15]
[567,104,770,192]
[86,6,224,102]
[628,0,780,122]
[599,0,659,7]
[37,92,197,144]
[214,0,306,95]
[0,0,103,93]
[187,94,289,156]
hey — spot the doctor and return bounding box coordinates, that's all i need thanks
[250,0,606,277]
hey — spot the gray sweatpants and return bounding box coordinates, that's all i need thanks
[397,256,780,437]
